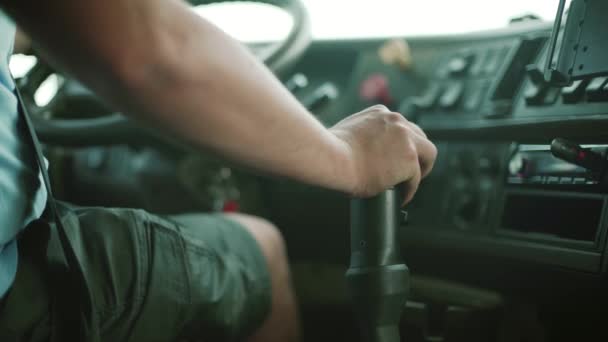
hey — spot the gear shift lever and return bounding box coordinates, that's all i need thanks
[346,189,410,342]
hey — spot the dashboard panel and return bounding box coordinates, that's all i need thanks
[387,23,608,275]
[274,18,608,287]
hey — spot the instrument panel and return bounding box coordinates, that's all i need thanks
[391,20,608,274]
[286,10,608,277]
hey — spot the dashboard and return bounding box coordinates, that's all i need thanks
[271,16,608,294]
[396,23,608,274]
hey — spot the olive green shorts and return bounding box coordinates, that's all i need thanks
[0,203,272,342]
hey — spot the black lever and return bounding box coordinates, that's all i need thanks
[550,138,607,175]
[346,189,410,342]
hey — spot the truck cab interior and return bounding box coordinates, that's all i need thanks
[11,0,608,341]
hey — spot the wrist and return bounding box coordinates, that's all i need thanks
[325,129,359,195]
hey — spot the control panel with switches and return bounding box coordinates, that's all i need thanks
[513,35,608,119]
[386,20,608,272]
[522,73,608,108]
[399,41,515,120]
[401,33,553,129]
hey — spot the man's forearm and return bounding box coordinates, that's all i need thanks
[1,0,355,193]
[123,9,356,193]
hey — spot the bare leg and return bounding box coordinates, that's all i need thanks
[224,213,300,342]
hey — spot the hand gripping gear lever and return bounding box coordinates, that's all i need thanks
[346,189,410,342]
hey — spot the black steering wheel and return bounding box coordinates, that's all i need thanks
[18,0,311,146]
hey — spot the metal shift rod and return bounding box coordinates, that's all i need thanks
[346,189,410,342]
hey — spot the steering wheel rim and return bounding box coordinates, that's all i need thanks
[191,0,311,75]
[19,0,311,146]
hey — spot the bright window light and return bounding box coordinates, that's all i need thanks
[194,0,570,42]
[9,54,37,78]
[34,74,62,107]
[194,2,293,42]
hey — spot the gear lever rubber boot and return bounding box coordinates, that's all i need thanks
[346,189,410,342]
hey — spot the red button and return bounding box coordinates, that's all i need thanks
[577,151,586,161]
[360,73,392,105]
[222,200,240,213]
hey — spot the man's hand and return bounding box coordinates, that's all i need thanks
[330,105,437,204]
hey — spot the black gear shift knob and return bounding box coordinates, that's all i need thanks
[346,189,410,342]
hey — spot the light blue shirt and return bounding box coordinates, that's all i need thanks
[0,11,48,298]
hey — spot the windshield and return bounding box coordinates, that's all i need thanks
[197,0,568,42]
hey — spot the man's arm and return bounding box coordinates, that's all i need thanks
[1,0,436,200]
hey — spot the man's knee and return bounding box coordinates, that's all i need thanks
[224,213,287,267]
[224,213,299,341]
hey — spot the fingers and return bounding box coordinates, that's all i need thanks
[372,103,436,186]
[398,113,435,178]
[395,112,435,202]
[358,104,391,116]
[402,159,421,206]
[363,104,426,137]
[393,113,435,179]
[412,133,437,178]
[403,119,427,139]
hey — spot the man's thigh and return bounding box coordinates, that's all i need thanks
[59,204,272,341]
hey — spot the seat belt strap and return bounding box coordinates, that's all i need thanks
[11,75,96,341]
